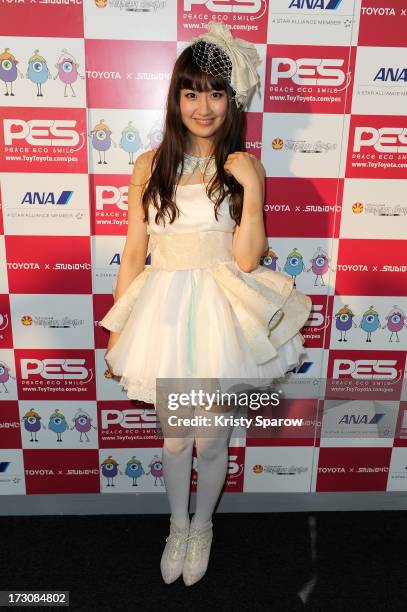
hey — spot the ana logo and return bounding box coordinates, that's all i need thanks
[0,462,11,473]
[21,191,74,206]
[353,127,407,153]
[374,68,407,83]
[352,202,363,214]
[292,361,313,374]
[289,0,343,9]
[184,0,262,13]
[109,252,121,266]
[338,413,385,425]
[270,58,345,86]
[332,359,399,380]
[3,119,80,147]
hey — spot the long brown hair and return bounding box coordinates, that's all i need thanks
[141,43,247,227]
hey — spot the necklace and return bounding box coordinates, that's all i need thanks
[177,152,216,176]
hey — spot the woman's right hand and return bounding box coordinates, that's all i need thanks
[104,331,121,371]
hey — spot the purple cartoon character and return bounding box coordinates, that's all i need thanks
[0,48,23,96]
[260,246,280,271]
[334,304,357,342]
[146,455,163,486]
[22,408,46,442]
[381,305,407,343]
[89,119,115,165]
[70,409,97,442]
[53,49,84,97]
[101,455,122,487]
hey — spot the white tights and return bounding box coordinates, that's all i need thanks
[158,405,235,528]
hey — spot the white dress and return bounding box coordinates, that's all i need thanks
[100,182,312,405]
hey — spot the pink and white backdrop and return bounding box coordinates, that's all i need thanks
[1,0,407,501]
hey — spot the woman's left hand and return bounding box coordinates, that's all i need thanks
[224,151,265,191]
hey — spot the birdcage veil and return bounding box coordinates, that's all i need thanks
[189,22,262,110]
[191,40,233,90]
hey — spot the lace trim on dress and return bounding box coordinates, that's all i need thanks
[112,373,157,405]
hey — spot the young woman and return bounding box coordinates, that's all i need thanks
[100,23,312,586]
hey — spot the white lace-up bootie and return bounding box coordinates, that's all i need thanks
[182,518,213,586]
[160,516,190,584]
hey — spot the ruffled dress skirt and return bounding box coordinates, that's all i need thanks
[104,266,308,406]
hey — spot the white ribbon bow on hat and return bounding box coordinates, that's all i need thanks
[192,22,262,109]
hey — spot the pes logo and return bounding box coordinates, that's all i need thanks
[14,350,96,400]
[347,116,407,178]
[326,350,405,400]
[100,408,159,430]
[353,126,407,154]
[270,57,346,87]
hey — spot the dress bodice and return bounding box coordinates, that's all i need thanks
[146,183,236,235]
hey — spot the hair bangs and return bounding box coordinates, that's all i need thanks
[177,53,229,93]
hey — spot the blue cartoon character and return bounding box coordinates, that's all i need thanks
[283,247,306,287]
[334,304,357,342]
[22,408,46,442]
[53,49,84,97]
[260,246,280,271]
[48,408,69,442]
[27,49,52,97]
[0,48,23,96]
[381,305,407,343]
[307,247,332,287]
[360,305,381,343]
[101,455,122,487]
[120,121,143,165]
[146,455,164,486]
[70,408,97,442]
[125,455,145,486]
